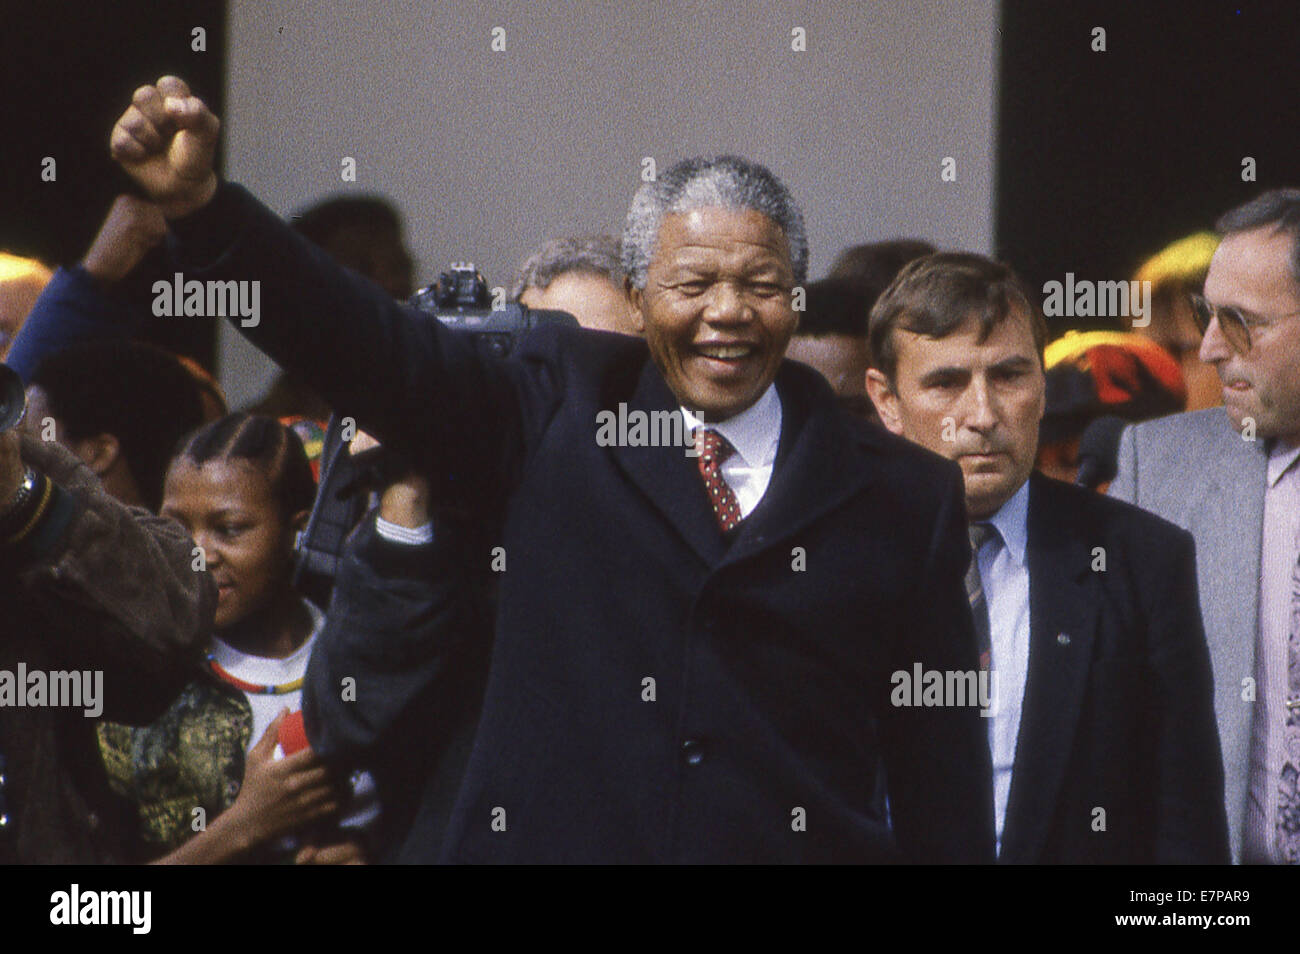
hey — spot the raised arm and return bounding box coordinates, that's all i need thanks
[6,195,167,383]
[109,76,561,488]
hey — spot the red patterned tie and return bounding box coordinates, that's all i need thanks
[694,428,743,532]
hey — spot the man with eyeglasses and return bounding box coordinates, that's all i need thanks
[1110,188,1300,864]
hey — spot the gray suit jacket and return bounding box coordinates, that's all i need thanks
[1109,407,1269,862]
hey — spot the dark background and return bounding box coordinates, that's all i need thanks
[1,0,226,369]
[2,0,1297,370]
[996,0,1300,323]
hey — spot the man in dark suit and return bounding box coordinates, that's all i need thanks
[866,252,1229,863]
[107,76,994,863]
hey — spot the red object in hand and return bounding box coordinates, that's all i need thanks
[277,710,311,756]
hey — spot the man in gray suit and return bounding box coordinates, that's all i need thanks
[1110,188,1300,864]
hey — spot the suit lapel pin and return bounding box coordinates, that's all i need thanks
[1056,632,1071,646]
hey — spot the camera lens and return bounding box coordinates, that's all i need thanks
[0,365,27,432]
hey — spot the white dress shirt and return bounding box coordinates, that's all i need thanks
[976,479,1032,856]
[681,384,783,520]
[1242,439,1300,864]
[376,516,434,545]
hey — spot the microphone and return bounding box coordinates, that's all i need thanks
[1074,415,1127,490]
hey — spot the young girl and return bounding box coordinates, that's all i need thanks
[99,413,374,863]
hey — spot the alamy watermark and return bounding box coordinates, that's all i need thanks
[152,272,260,327]
[595,404,704,457]
[0,665,103,717]
[1042,274,1151,328]
[50,884,150,934]
[891,663,998,718]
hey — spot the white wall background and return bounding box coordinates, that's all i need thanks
[220,0,1000,407]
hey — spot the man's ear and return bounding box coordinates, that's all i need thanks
[71,433,122,476]
[626,278,647,334]
[865,369,905,437]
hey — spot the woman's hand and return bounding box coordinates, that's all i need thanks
[222,710,341,851]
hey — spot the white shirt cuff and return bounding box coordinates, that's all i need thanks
[375,516,434,545]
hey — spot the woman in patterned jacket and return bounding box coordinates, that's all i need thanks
[99,413,375,863]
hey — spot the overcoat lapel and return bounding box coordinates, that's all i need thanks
[998,474,1099,863]
[607,361,728,566]
[725,367,878,567]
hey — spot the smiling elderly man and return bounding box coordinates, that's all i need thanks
[107,75,993,863]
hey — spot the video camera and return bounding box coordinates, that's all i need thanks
[292,265,578,600]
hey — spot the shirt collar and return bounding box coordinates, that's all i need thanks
[1266,438,1300,488]
[982,478,1030,568]
[680,384,782,468]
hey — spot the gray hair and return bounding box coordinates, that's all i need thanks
[621,155,808,290]
[511,234,625,301]
[1215,188,1300,289]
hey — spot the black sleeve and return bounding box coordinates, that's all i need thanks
[877,463,996,863]
[1142,526,1232,863]
[301,513,487,766]
[4,265,141,384]
[166,181,565,496]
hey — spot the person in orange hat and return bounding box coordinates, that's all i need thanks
[1036,330,1187,486]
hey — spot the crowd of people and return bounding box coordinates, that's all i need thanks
[1,73,1297,864]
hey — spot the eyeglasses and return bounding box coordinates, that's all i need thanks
[1189,293,1300,354]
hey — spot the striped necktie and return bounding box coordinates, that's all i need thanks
[966,522,999,672]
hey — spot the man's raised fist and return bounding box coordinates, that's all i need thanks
[110,76,220,219]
